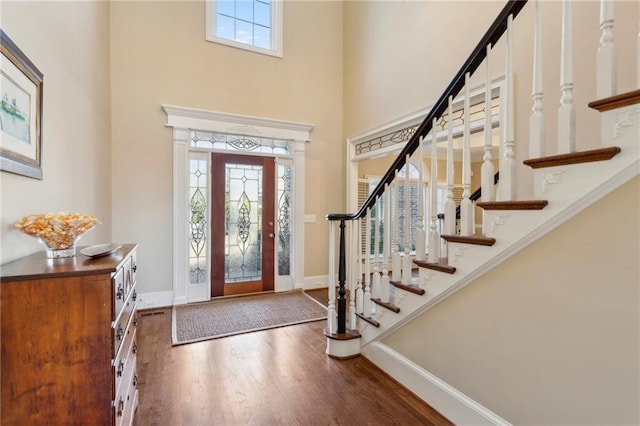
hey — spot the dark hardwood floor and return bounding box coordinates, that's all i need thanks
[133,306,451,425]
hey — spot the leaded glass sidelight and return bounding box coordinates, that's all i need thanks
[189,158,209,284]
[277,164,292,276]
[225,163,263,283]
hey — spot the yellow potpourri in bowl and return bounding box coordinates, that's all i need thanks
[14,213,100,258]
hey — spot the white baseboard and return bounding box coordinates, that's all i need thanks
[303,275,329,290]
[362,342,511,426]
[137,291,174,309]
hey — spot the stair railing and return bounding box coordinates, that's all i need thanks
[326,0,636,339]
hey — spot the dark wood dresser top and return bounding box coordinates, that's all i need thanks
[0,243,138,282]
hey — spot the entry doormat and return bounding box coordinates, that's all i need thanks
[172,291,327,345]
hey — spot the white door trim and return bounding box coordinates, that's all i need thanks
[163,105,314,305]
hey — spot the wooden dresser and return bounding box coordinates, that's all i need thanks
[1,244,139,425]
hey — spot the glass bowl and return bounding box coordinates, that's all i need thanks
[14,213,100,258]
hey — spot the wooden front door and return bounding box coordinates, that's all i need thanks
[211,153,275,297]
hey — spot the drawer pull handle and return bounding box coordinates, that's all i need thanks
[133,343,138,354]
[133,316,138,327]
[132,263,137,273]
[117,326,124,342]
[133,374,138,386]
[117,397,124,417]
[117,360,124,377]
[116,284,124,300]
[132,290,138,302]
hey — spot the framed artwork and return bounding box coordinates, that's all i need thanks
[0,29,43,179]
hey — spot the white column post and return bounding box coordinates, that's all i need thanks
[355,218,364,314]
[372,197,381,300]
[597,0,617,99]
[402,155,412,284]
[363,209,372,317]
[444,96,456,237]
[381,184,391,303]
[530,1,545,159]
[172,128,190,305]
[416,136,426,261]
[327,221,337,333]
[428,119,441,263]
[558,0,576,154]
[349,221,356,330]
[460,73,475,236]
[391,173,402,281]
[501,14,517,200]
[482,46,495,203]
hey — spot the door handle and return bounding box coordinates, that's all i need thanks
[269,233,274,238]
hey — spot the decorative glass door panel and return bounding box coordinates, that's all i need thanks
[211,153,275,297]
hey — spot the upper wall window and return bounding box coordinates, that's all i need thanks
[206,0,283,58]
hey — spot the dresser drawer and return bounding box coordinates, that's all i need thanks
[113,326,137,398]
[112,267,125,321]
[115,362,138,426]
[112,290,136,357]
[130,249,138,286]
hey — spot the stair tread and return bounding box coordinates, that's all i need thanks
[412,260,456,274]
[371,298,400,313]
[389,280,426,295]
[523,147,621,169]
[356,312,380,328]
[477,200,548,210]
[588,89,640,112]
[441,234,496,246]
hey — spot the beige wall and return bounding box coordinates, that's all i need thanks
[0,1,112,264]
[383,177,640,424]
[110,1,343,293]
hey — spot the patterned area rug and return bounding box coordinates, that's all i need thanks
[172,291,327,345]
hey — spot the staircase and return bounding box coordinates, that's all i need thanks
[325,0,639,422]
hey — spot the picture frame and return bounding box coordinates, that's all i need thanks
[0,29,43,180]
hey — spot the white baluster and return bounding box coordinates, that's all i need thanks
[428,119,441,263]
[558,0,576,154]
[391,173,402,281]
[355,218,364,314]
[444,96,456,237]
[402,154,412,284]
[327,221,337,333]
[349,221,356,330]
[637,7,640,87]
[381,184,391,303]
[482,45,495,203]
[372,197,381,300]
[530,1,545,159]
[460,73,475,236]
[415,136,426,261]
[363,209,372,317]
[501,14,517,200]
[597,0,616,98]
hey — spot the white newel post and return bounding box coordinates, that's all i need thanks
[460,73,475,236]
[381,185,391,303]
[328,221,337,333]
[428,119,441,263]
[402,155,412,284]
[482,46,496,235]
[415,136,426,261]
[597,0,617,99]
[372,198,381,300]
[501,14,517,200]
[530,0,545,159]
[355,218,363,314]
[558,0,576,154]
[444,96,456,237]
[391,173,401,281]
[363,210,372,317]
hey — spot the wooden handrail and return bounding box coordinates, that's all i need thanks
[327,0,527,222]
